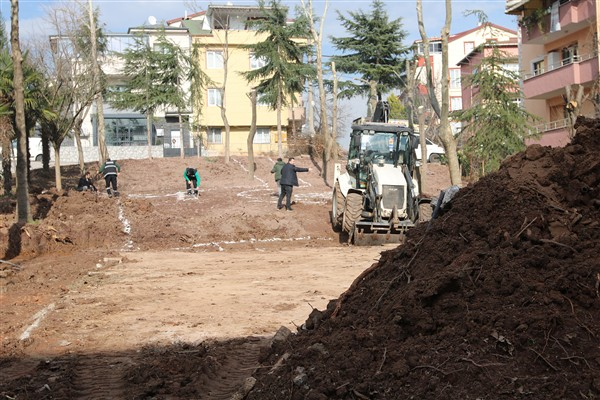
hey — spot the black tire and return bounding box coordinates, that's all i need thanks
[342,192,363,235]
[428,153,442,163]
[35,154,42,162]
[331,182,344,232]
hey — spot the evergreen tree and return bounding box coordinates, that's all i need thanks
[452,45,539,176]
[110,31,205,158]
[387,93,406,120]
[330,0,409,116]
[241,0,314,157]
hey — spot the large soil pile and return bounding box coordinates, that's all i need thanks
[247,117,600,399]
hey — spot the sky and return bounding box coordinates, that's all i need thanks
[0,0,517,141]
[1,0,517,50]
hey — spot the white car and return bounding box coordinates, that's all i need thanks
[414,135,445,163]
[10,137,44,161]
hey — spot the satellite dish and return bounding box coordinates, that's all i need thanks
[147,16,157,25]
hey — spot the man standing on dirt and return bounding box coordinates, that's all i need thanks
[184,166,201,196]
[99,158,121,198]
[270,157,285,196]
[277,157,309,211]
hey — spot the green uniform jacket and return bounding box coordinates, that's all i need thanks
[270,160,285,181]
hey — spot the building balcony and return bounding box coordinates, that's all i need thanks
[523,53,598,99]
[521,0,596,45]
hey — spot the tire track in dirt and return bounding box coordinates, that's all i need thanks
[69,355,132,399]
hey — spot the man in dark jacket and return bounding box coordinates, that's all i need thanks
[99,158,121,198]
[77,171,97,192]
[277,157,309,211]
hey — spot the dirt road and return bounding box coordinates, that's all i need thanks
[0,156,452,398]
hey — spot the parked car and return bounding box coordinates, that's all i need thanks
[414,135,445,163]
[9,137,43,161]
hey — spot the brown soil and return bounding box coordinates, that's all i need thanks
[2,115,597,399]
[1,151,451,399]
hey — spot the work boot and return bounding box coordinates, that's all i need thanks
[107,188,112,198]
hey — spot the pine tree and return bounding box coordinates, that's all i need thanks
[330,0,409,116]
[241,0,314,158]
[452,45,539,176]
[110,31,204,158]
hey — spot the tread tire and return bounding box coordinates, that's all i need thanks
[331,182,344,232]
[342,192,363,235]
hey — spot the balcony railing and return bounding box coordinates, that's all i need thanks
[523,51,597,80]
[533,113,596,133]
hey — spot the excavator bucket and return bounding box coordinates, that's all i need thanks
[351,222,406,246]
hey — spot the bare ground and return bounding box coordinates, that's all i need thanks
[1,154,452,399]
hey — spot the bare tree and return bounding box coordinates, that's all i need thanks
[300,0,330,183]
[11,0,32,222]
[416,0,461,186]
[247,89,257,179]
[88,0,108,165]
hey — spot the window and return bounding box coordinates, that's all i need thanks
[533,59,545,76]
[450,96,462,111]
[416,41,442,54]
[207,128,222,144]
[253,128,270,144]
[250,53,267,70]
[449,68,461,89]
[208,88,222,107]
[207,50,224,69]
[561,44,579,65]
[103,117,152,146]
[464,41,475,54]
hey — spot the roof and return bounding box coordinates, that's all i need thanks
[413,22,518,44]
[506,0,529,14]
[456,39,519,66]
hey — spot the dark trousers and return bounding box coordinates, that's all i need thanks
[104,175,118,192]
[186,178,198,193]
[278,184,293,210]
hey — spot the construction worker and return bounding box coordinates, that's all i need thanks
[76,171,97,192]
[184,166,201,196]
[270,157,285,196]
[99,158,121,198]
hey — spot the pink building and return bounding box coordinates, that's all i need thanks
[457,39,520,110]
[506,0,599,147]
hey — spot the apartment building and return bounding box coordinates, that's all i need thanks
[457,39,520,110]
[168,5,305,156]
[413,23,518,121]
[506,0,599,147]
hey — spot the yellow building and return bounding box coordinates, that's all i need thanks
[168,6,305,157]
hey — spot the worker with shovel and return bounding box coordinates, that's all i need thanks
[99,158,121,198]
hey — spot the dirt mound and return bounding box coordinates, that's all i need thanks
[247,117,600,399]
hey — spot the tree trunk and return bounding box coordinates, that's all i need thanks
[74,123,85,174]
[0,128,12,195]
[11,0,32,223]
[247,90,257,180]
[417,0,461,186]
[367,80,378,119]
[331,61,338,166]
[306,37,315,137]
[54,145,62,191]
[439,0,461,186]
[179,112,185,158]
[146,113,153,159]
[89,0,108,164]
[276,91,283,158]
[41,124,51,171]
